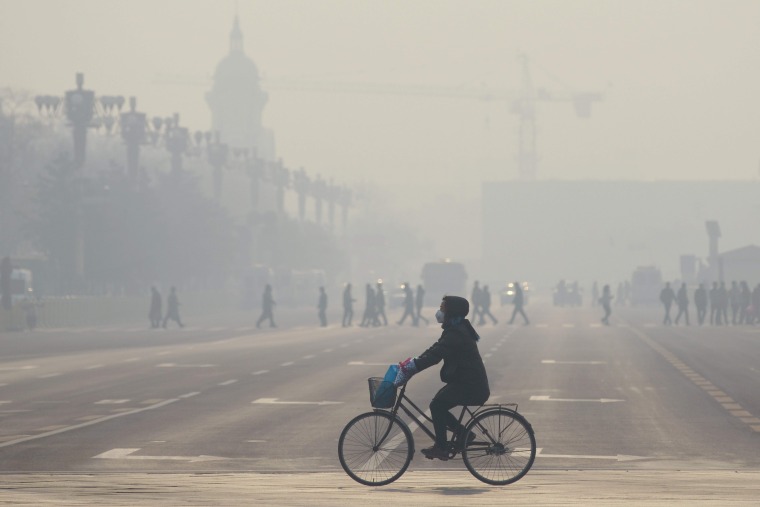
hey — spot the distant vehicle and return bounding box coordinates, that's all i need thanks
[553,280,582,307]
[500,281,530,306]
[630,266,662,306]
[420,259,467,305]
[10,269,33,304]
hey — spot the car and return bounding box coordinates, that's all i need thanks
[500,281,530,306]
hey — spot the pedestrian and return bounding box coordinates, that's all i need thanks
[739,281,751,325]
[470,281,483,324]
[375,281,387,326]
[709,281,719,325]
[360,283,376,327]
[397,282,417,326]
[674,282,689,325]
[718,281,729,325]
[599,284,613,325]
[342,283,355,327]
[256,284,276,328]
[317,286,328,327]
[660,282,676,325]
[415,284,429,326]
[162,286,184,328]
[480,285,498,324]
[149,286,162,329]
[729,281,741,325]
[508,280,530,325]
[751,283,760,325]
[694,283,708,325]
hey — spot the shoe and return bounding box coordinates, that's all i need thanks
[421,445,449,461]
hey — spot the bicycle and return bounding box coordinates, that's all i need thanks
[338,376,536,486]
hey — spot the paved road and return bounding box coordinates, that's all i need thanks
[0,301,758,503]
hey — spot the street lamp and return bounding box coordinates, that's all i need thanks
[164,113,189,174]
[205,131,229,203]
[119,97,147,181]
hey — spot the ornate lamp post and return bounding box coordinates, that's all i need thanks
[119,97,147,181]
[164,113,189,174]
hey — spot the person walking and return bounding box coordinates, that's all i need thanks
[718,281,729,325]
[480,285,498,325]
[729,281,741,325]
[342,283,355,327]
[317,286,328,327]
[599,284,613,325]
[149,286,162,329]
[470,281,483,325]
[415,284,429,326]
[709,281,719,325]
[375,281,387,326]
[397,282,417,326]
[694,283,708,325]
[660,282,676,325]
[360,283,376,327]
[674,282,690,325]
[162,286,184,329]
[739,281,751,325]
[256,284,276,328]
[508,281,530,325]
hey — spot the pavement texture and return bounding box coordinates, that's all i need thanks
[0,470,758,506]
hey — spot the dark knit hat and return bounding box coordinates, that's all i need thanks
[443,295,469,317]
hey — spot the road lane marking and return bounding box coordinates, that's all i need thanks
[93,448,225,462]
[280,362,294,367]
[84,364,104,370]
[530,395,624,403]
[252,398,342,406]
[347,361,390,366]
[535,448,648,462]
[38,373,61,378]
[627,324,760,433]
[252,370,269,375]
[179,392,199,399]
[542,360,606,365]
[95,399,130,404]
[0,398,180,449]
[302,355,315,359]
[0,365,37,371]
[156,363,216,368]
[218,380,238,386]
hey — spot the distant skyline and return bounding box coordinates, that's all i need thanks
[2,0,760,264]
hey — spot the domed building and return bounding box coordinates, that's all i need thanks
[206,16,275,159]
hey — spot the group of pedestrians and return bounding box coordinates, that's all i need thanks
[148,286,183,329]
[660,280,760,326]
[470,281,499,325]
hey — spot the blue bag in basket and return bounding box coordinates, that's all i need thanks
[373,364,398,408]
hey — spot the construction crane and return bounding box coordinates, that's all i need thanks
[511,54,603,180]
[154,55,602,180]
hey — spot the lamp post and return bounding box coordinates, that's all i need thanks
[205,131,228,203]
[119,97,147,181]
[270,157,290,216]
[165,113,189,174]
[64,73,96,169]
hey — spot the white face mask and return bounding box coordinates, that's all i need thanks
[435,309,445,323]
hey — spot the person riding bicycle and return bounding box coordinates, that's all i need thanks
[394,295,490,461]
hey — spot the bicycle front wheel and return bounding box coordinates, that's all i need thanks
[463,408,536,485]
[338,411,413,486]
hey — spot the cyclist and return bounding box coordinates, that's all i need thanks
[394,295,490,461]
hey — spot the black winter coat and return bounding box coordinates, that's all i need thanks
[415,321,490,397]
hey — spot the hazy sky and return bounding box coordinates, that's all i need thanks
[2,0,760,192]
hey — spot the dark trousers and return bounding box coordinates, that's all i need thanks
[318,309,327,327]
[342,307,353,327]
[697,305,706,325]
[257,309,275,328]
[675,305,689,325]
[429,383,489,448]
[509,305,529,325]
[663,303,672,325]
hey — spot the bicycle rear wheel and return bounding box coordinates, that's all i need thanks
[462,408,536,485]
[338,411,413,486]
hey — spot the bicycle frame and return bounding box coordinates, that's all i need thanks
[375,383,520,456]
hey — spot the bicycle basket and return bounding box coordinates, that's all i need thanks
[368,377,397,409]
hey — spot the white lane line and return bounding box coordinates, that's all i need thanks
[156,363,216,368]
[542,360,606,365]
[94,399,130,404]
[323,348,333,353]
[348,361,392,366]
[179,392,200,399]
[252,398,342,406]
[483,353,493,358]
[0,365,37,371]
[252,370,269,375]
[38,373,61,379]
[535,448,648,462]
[339,344,349,348]
[281,362,294,367]
[218,380,238,386]
[84,364,104,370]
[0,398,181,449]
[93,448,225,462]
[589,323,602,328]
[302,355,315,360]
[530,395,624,403]
[0,401,12,405]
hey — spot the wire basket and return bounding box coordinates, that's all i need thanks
[368,377,397,409]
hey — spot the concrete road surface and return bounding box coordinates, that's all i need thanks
[0,301,758,504]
